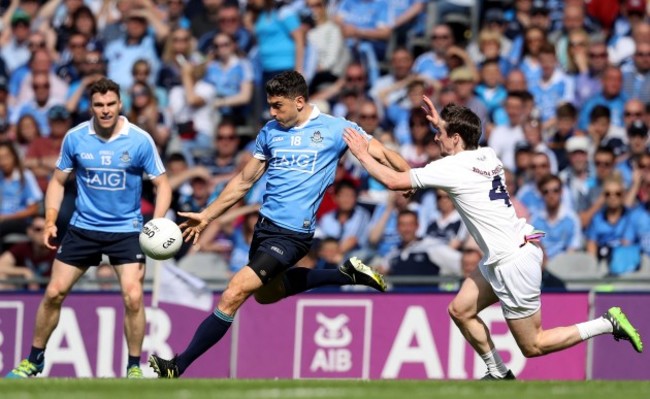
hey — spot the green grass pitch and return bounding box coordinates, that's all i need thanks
[1,379,649,399]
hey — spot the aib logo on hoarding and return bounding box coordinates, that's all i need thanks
[293,299,372,379]
[0,302,24,375]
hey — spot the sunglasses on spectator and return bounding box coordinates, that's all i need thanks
[307,2,324,8]
[216,135,237,141]
[30,226,45,232]
[639,162,650,170]
[624,111,643,117]
[595,160,613,167]
[570,41,587,47]
[214,41,232,48]
[431,34,451,40]
[635,52,650,57]
[359,114,378,120]
[589,52,607,58]
[542,187,561,195]
[531,163,549,169]
[29,41,45,48]
[33,83,50,89]
[218,17,239,23]
[346,75,364,82]
[604,191,623,198]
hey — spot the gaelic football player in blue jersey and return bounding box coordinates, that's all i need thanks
[149,71,411,378]
[6,78,172,379]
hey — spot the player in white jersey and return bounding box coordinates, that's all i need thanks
[343,97,643,379]
[6,78,172,379]
[149,71,411,378]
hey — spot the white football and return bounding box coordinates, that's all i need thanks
[139,218,183,260]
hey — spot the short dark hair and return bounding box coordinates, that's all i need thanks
[89,78,120,100]
[398,209,419,221]
[556,102,577,119]
[440,104,482,150]
[265,71,309,100]
[537,174,562,192]
[590,104,611,122]
[334,179,358,195]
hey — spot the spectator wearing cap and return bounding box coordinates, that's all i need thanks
[560,135,592,211]
[0,7,32,73]
[104,6,169,89]
[412,24,455,82]
[622,41,650,104]
[8,72,60,137]
[23,105,71,192]
[530,174,583,260]
[617,121,650,187]
[578,66,628,131]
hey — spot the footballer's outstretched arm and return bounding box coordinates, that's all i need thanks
[179,157,267,243]
[344,128,413,191]
[367,138,411,172]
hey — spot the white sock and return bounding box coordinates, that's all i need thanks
[575,317,614,340]
[480,348,509,377]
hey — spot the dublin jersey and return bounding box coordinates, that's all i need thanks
[56,116,165,232]
[254,106,370,233]
[410,147,533,266]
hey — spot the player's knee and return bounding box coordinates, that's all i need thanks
[121,285,143,312]
[43,284,68,306]
[518,342,544,358]
[448,301,470,323]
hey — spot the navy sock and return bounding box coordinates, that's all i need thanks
[176,309,233,375]
[28,346,45,365]
[127,355,140,369]
[282,268,351,296]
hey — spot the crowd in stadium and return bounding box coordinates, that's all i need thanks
[1,0,650,291]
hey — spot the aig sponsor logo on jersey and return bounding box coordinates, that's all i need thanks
[85,168,127,190]
[270,149,318,174]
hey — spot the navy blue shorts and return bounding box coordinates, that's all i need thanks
[248,217,313,283]
[56,226,145,267]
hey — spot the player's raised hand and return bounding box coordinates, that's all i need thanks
[178,211,210,244]
[343,127,370,159]
[43,222,58,250]
[421,95,441,129]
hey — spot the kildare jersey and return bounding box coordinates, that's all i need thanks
[410,147,533,266]
[56,117,165,232]
[254,106,369,233]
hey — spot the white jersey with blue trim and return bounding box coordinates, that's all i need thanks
[56,116,165,232]
[253,106,370,233]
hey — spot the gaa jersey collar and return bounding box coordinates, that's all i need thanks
[293,104,321,130]
[88,115,130,141]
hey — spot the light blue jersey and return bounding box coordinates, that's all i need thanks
[253,107,370,233]
[56,116,165,232]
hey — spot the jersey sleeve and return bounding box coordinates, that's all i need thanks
[343,119,372,154]
[140,135,166,179]
[253,125,271,160]
[56,132,76,173]
[409,157,461,190]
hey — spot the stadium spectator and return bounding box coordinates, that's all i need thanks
[127,81,171,154]
[158,27,202,92]
[11,72,60,137]
[0,215,55,291]
[579,146,618,228]
[573,39,608,108]
[382,209,461,290]
[0,141,43,252]
[370,47,416,110]
[412,23,455,82]
[367,190,413,261]
[248,0,304,86]
[12,48,68,108]
[203,32,255,127]
[622,99,647,128]
[55,32,89,85]
[334,0,392,64]
[529,42,574,124]
[0,7,32,73]
[197,1,253,56]
[517,151,571,216]
[189,0,223,40]
[518,26,546,85]
[622,42,650,104]
[586,176,639,275]
[317,179,372,259]
[64,50,106,123]
[23,105,71,192]
[387,0,426,47]
[304,0,350,94]
[399,107,436,167]
[5,78,172,379]
[626,150,650,208]
[579,66,628,131]
[530,174,583,260]
[343,99,643,379]
[195,119,241,186]
[560,135,592,211]
[12,114,41,157]
[617,121,650,187]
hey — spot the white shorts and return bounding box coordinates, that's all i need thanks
[479,243,543,320]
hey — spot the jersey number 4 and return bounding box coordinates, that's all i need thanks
[489,176,512,207]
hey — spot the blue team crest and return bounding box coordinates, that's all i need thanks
[310,131,323,144]
[120,151,131,163]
